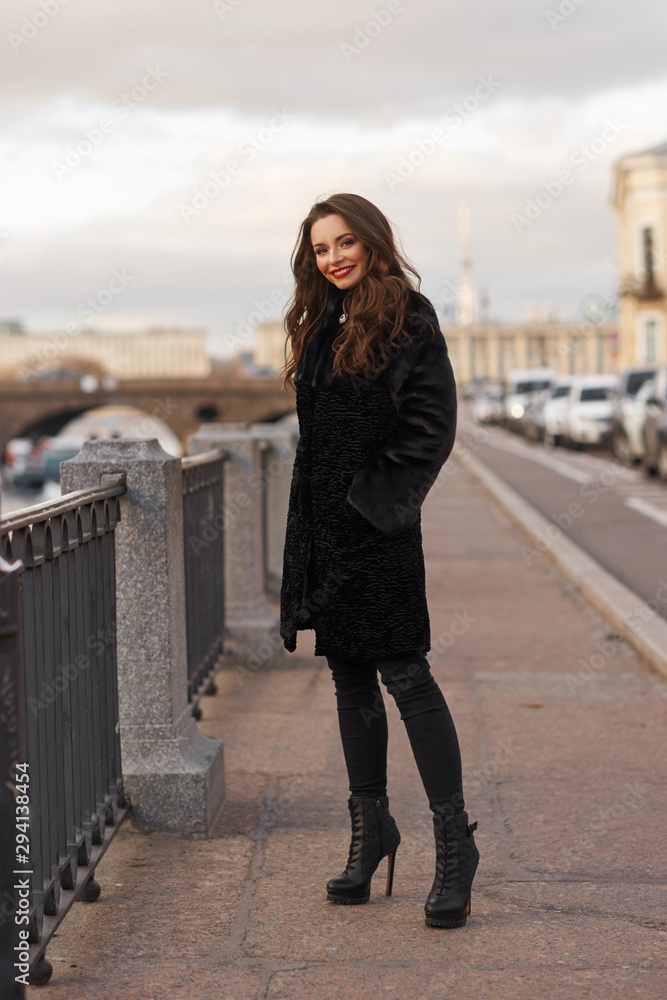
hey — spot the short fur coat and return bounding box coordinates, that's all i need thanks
[279,281,457,661]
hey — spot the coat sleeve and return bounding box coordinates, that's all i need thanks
[345,302,457,537]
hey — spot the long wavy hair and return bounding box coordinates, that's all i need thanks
[281,193,434,393]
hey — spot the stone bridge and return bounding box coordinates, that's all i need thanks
[0,372,295,457]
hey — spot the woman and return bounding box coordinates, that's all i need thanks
[279,193,479,927]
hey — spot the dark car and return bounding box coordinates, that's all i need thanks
[611,365,657,463]
[642,366,667,480]
[9,442,83,491]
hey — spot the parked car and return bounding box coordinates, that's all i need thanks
[642,366,667,479]
[611,365,657,462]
[469,385,503,424]
[521,387,552,441]
[502,367,556,430]
[1,438,34,489]
[609,378,654,465]
[543,378,575,447]
[565,375,619,447]
[9,437,85,492]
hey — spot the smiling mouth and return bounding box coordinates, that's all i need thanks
[331,265,355,279]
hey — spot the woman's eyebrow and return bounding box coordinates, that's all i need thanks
[312,232,355,249]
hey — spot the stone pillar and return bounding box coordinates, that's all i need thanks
[248,420,299,601]
[61,438,225,837]
[187,424,284,672]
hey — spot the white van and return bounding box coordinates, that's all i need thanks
[503,367,556,427]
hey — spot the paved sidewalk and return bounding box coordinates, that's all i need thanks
[34,455,666,999]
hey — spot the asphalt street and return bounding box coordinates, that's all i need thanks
[459,416,667,621]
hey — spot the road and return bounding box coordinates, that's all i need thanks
[459,414,667,622]
[0,482,60,516]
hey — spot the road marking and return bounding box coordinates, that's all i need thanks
[625,496,667,529]
[484,434,591,483]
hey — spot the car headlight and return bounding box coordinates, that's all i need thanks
[511,404,524,419]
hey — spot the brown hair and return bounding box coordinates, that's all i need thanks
[281,193,434,393]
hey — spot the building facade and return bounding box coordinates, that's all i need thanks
[254,322,287,373]
[0,328,211,382]
[611,140,667,368]
[253,317,618,386]
[441,320,617,385]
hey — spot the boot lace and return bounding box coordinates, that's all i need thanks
[344,800,364,873]
[434,816,478,895]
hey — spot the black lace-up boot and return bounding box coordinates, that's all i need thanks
[326,796,401,904]
[424,809,479,927]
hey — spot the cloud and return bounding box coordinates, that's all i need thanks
[2,0,667,116]
[0,0,666,353]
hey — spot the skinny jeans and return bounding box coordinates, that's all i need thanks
[326,651,465,815]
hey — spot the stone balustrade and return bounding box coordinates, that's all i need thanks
[55,414,298,836]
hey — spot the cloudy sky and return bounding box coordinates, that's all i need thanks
[1,0,666,358]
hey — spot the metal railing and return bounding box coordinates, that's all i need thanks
[0,481,128,987]
[257,440,281,601]
[181,449,228,716]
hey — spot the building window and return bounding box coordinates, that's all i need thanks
[474,337,489,377]
[642,227,655,286]
[644,319,658,363]
[527,335,546,366]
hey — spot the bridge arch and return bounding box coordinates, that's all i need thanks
[13,405,184,457]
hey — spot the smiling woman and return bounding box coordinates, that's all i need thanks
[311,215,370,289]
[283,193,430,385]
[279,192,479,929]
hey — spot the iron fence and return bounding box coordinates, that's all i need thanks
[0,481,128,987]
[0,555,25,998]
[258,440,280,601]
[181,449,228,716]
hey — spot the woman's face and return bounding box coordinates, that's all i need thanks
[311,213,369,290]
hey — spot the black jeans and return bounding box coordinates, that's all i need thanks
[326,651,465,814]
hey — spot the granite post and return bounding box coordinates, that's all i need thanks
[187,424,284,673]
[61,438,225,837]
[248,420,299,601]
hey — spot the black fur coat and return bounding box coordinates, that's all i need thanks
[279,281,457,661]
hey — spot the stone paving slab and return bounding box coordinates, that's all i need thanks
[30,456,666,999]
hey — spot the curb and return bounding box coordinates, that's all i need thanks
[456,445,667,682]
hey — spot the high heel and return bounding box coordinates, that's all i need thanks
[326,796,401,904]
[424,809,479,928]
[385,848,397,897]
